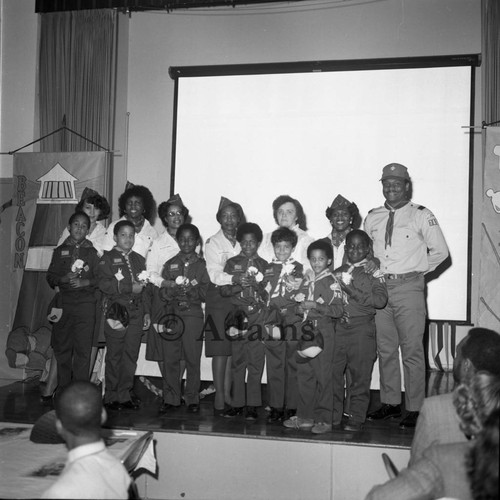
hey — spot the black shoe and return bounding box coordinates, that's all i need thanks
[399,411,419,429]
[267,407,284,423]
[367,404,402,420]
[159,402,180,414]
[223,406,244,418]
[40,393,55,404]
[104,401,122,411]
[130,392,141,405]
[213,406,226,417]
[283,408,297,421]
[245,406,258,421]
[187,403,200,414]
[120,400,140,410]
[343,420,363,432]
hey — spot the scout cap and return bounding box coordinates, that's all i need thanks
[380,163,410,181]
[296,329,324,363]
[216,196,244,224]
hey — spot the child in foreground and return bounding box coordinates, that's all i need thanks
[332,229,387,431]
[283,239,344,434]
[97,220,151,411]
[220,222,269,421]
[46,211,100,390]
[263,227,304,423]
[152,223,210,414]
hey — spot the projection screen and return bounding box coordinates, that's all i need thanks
[170,56,478,323]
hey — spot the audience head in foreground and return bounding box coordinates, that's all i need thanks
[41,381,131,499]
[466,407,499,500]
[366,371,500,500]
[409,327,500,465]
[55,380,104,448]
[453,327,500,384]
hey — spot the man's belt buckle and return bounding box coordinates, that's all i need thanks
[385,271,419,280]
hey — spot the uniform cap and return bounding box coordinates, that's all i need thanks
[80,187,99,201]
[216,196,244,223]
[296,329,324,363]
[380,163,410,181]
[328,194,352,212]
[166,193,184,207]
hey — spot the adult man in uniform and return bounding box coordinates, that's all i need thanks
[364,163,449,428]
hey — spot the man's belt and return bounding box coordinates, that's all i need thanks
[384,271,422,280]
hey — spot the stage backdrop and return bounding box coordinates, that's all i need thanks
[5,152,110,374]
[479,127,500,330]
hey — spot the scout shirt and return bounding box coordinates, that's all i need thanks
[264,258,304,321]
[364,202,449,275]
[333,260,388,319]
[97,247,150,314]
[260,225,314,270]
[296,268,344,331]
[102,217,158,259]
[159,252,210,317]
[46,238,99,305]
[221,254,269,306]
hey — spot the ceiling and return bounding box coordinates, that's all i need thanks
[35,0,306,13]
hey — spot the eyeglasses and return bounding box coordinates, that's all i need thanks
[167,211,183,217]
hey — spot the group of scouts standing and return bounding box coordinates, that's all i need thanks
[45,162,449,433]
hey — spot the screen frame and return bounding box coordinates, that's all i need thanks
[169,54,480,325]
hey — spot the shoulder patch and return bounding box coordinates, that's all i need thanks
[417,205,426,211]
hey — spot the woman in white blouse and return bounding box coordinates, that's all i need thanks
[146,194,191,287]
[321,194,362,270]
[259,194,314,269]
[204,196,246,415]
[145,194,191,373]
[102,184,158,258]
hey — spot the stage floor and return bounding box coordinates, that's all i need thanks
[0,372,457,450]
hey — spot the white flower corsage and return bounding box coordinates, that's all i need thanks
[137,270,153,284]
[175,276,190,286]
[71,259,85,274]
[294,292,306,303]
[247,266,264,283]
[341,272,352,285]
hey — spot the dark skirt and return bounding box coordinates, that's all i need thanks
[204,284,233,357]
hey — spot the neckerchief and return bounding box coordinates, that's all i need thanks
[63,237,94,265]
[271,257,298,298]
[384,200,409,248]
[114,247,137,283]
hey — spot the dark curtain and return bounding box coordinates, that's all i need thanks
[482,0,500,124]
[38,9,117,152]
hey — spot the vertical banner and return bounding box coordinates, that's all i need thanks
[479,127,500,329]
[6,152,109,372]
